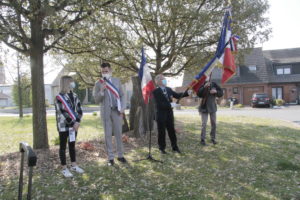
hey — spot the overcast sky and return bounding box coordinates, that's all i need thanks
[261,0,300,50]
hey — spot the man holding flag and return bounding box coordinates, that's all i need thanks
[183,7,238,145]
[93,62,127,166]
[152,74,190,154]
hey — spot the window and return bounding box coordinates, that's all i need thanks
[275,65,291,75]
[233,87,239,94]
[272,87,283,99]
[248,65,256,71]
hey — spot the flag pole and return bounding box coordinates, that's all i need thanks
[134,97,162,163]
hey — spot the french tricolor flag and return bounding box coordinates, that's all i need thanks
[138,48,155,104]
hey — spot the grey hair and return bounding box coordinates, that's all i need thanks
[155,74,163,84]
[59,76,73,94]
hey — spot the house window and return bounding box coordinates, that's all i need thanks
[248,65,256,71]
[276,65,291,75]
[233,87,239,94]
[272,87,283,99]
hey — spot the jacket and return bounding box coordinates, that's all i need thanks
[197,82,223,113]
[55,92,83,132]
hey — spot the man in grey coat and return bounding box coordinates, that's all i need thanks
[197,81,223,145]
[93,62,127,166]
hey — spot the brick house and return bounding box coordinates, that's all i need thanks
[179,47,300,106]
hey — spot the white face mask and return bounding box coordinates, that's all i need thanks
[102,73,111,79]
[70,82,76,89]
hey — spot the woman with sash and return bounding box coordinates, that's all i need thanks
[55,75,84,177]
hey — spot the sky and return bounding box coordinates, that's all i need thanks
[2,0,300,85]
[261,0,300,50]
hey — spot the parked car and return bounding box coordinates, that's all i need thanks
[251,93,272,108]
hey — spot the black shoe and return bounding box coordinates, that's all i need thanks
[211,140,217,145]
[107,159,114,166]
[201,139,206,145]
[117,157,127,163]
[159,149,167,154]
[173,148,181,154]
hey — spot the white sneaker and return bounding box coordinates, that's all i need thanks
[70,165,84,174]
[62,168,73,178]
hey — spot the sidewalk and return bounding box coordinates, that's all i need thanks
[0,106,99,115]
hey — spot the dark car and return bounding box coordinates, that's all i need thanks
[251,93,272,108]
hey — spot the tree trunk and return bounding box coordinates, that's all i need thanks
[122,114,129,133]
[129,76,157,137]
[17,56,23,118]
[30,18,49,149]
[129,76,147,136]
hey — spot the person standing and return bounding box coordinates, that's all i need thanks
[152,74,189,154]
[55,76,84,177]
[93,62,127,166]
[197,81,223,145]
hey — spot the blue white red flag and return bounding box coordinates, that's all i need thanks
[99,78,121,112]
[215,9,237,83]
[189,7,239,91]
[138,48,155,104]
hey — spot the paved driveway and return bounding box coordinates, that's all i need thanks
[1,105,299,126]
[174,105,300,126]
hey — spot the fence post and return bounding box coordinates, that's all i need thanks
[18,142,37,200]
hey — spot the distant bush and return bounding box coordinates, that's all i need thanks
[45,99,50,107]
[93,112,97,116]
[274,99,285,106]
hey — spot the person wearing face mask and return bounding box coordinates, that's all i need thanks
[55,76,84,177]
[152,74,190,154]
[197,80,223,145]
[93,62,127,166]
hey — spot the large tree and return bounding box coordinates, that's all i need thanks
[56,0,271,133]
[57,0,271,80]
[0,0,116,149]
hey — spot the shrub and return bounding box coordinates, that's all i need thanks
[45,99,50,108]
[93,112,97,116]
[275,99,285,106]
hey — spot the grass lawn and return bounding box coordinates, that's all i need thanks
[0,114,299,200]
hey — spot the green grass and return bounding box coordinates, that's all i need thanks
[0,115,103,154]
[0,115,300,199]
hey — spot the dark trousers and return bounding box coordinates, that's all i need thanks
[156,110,178,150]
[59,131,77,165]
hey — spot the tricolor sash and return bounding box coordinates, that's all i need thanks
[99,78,122,112]
[56,94,78,121]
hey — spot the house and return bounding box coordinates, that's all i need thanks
[0,85,14,107]
[0,66,14,107]
[179,47,300,106]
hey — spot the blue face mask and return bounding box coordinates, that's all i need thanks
[162,79,167,86]
[70,82,76,89]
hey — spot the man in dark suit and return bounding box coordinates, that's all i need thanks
[197,81,223,145]
[152,74,189,154]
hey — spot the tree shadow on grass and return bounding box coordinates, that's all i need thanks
[1,120,300,199]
